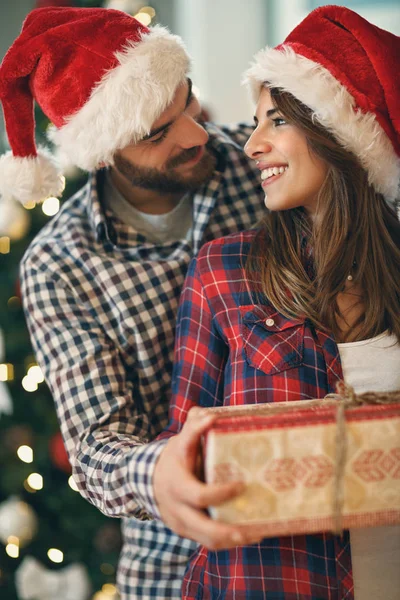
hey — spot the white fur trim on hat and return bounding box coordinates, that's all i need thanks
[0,149,65,204]
[244,47,400,201]
[48,26,190,171]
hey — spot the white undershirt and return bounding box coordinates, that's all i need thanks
[103,170,193,244]
[337,331,400,600]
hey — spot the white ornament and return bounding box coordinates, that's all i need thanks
[0,197,30,239]
[15,557,91,600]
[0,328,13,416]
[0,497,38,546]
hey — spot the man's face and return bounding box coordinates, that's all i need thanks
[112,80,216,194]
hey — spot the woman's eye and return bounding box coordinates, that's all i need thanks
[272,117,287,127]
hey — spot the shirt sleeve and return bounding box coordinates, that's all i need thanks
[157,255,228,440]
[20,257,166,520]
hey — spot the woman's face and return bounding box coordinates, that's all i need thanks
[245,87,328,217]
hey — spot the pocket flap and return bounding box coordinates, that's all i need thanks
[240,304,304,375]
[240,304,304,331]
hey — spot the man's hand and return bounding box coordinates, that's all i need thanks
[153,407,263,550]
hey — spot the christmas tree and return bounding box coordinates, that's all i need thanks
[0,2,158,598]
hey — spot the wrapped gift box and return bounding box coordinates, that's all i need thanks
[204,398,400,537]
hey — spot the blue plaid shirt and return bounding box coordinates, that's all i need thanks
[20,123,265,599]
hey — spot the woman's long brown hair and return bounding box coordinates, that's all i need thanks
[246,87,400,342]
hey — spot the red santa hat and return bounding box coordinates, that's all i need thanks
[0,7,190,206]
[244,5,400,202]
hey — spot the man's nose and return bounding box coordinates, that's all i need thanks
[177,114,209,148]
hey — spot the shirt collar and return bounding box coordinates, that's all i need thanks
[86,170,117,245]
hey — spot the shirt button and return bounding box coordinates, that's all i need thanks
[265,318,275,327]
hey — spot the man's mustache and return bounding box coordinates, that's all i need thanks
[167,146,202,169]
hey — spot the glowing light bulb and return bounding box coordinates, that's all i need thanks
[0,237,10,254]
[5,543,19,558]
[23,199,36,210]
[17,445,34,463]
[102,584,118,596]
[134,12,151,26]
[139,6,156,18]
[26,473,43,490]
[0,364,14,382]
[68,476,79,492]
[42,197,60,216]
[22,376,38,392]
[27,365,44,384]
[47,548,63,563]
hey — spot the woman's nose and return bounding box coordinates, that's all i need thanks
[244,128,272,159]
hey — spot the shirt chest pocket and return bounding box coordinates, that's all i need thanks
[240,304,305,375]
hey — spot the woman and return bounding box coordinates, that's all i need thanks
[159,5,400,599]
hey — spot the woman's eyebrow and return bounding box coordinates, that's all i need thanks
[253,107,278,125]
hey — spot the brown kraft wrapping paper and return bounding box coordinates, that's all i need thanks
[203,398,400,537]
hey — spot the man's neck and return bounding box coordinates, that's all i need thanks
[109,167,184,215]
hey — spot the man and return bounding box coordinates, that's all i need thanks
[0,7,264,598]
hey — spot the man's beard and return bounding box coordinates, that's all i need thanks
[113,146,216,194]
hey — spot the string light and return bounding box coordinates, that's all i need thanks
[17,445,34,464]
[133,11,151,26]
[7,296,21,310]
[102,584,118,595]
[42,197,60,217]
[0,237,10,254]
[22,363,44,392]
[92,583,118,599]
[47,548,64,563]
[22,376,38,392]
[5,542,19,559]
[26,473,43,491]
[68,476,79,492]
[0,363,14,382]
[23,199,36,210]
[27,365,44,384]
[23,479,36,494]
[138,6,155,17]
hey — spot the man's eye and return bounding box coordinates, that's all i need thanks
[150,128,169,144]
[272,117,287,127]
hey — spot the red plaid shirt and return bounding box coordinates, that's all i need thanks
[160,229,354,599]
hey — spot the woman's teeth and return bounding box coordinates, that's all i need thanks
[261,166,288,181]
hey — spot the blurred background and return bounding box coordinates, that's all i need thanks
[0,1,399,599]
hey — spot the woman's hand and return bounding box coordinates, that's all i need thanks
[153,407,262,550]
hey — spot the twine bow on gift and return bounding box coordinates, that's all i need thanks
[328,381,400,536]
